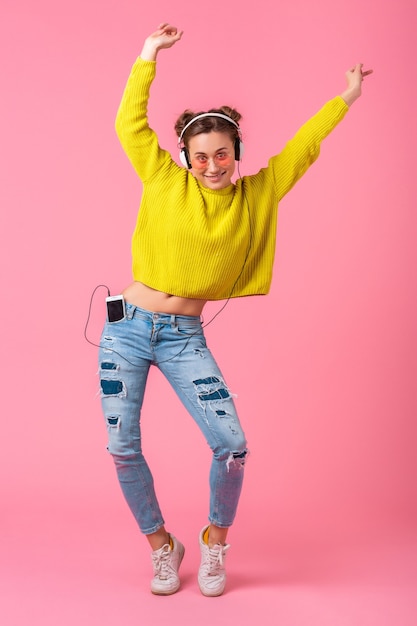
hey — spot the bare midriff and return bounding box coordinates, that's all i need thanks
[122,281,207,316]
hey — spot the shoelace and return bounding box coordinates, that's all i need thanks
[151,546,172,580]
[206,544,229,575]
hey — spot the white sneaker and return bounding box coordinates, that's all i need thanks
[198,526,230,597]
[150,534,185,595]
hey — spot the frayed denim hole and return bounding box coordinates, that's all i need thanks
[226,449,249,471]
[101,362,118,371]
[106,415,120,427]
[100,379,125,397]
[192,377,230,402]
[101,380,123,394]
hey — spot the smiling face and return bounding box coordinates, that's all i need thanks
[188,131,236,190]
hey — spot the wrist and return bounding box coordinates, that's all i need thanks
[340,86,361,107]
[140,40,159,62]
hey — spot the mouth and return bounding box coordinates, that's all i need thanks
[204,172,225,182]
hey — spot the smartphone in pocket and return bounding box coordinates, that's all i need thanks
[106,295,126,323]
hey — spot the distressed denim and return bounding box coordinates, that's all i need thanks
[98,303,248,535]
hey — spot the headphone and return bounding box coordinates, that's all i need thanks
[178,112,244,169]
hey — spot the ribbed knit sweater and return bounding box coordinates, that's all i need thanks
[115,58,348,300]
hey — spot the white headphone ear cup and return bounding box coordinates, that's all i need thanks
[238,141,245,160]
[179,148,190,168]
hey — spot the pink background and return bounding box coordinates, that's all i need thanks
[2,0,416,624]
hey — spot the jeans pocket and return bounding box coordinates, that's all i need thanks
[174,324,202,336]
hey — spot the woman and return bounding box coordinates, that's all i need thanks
[99,23,372,596]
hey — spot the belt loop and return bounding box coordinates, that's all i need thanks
[126,304,136,320]
[170,314,176,328]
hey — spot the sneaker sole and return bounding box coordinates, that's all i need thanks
[199,588,225,597]
[198,577,226,597]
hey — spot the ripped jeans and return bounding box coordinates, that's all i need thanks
[98,303,248,535]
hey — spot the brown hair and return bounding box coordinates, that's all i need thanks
[175,106,242,147]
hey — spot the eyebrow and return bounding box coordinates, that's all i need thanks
[193,147,230,156]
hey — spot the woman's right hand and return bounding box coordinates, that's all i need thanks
[141,23,183,61]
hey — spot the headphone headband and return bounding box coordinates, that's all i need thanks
[178,112,241,145]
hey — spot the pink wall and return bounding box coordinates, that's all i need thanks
[1,0,416,552]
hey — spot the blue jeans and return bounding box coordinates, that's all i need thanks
[98,303,248,535]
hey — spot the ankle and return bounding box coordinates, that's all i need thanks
[206,524,228,548]
[147,528,171,551]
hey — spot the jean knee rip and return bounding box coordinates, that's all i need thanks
[226,449,249,472]
[106,414,121,429]
[192,375,241,433]
[192,376,236,405]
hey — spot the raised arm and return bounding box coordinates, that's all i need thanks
[269,63,373,200]
[115,24,183,182]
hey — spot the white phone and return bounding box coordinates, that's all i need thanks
[106,295,126,323]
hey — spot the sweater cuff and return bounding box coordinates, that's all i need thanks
[333,95,350,114]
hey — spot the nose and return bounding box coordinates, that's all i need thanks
[206,157,220,171]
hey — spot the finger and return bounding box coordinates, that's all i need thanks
[162,24,178,35]
[361,69,373,77]
[156,22,176,37]
[165,27,183,42]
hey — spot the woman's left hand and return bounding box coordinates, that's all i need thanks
[341,63,373,106]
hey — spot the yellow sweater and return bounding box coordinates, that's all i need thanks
[116,58,348,300]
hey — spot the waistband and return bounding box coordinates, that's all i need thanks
[125,302,202,325]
